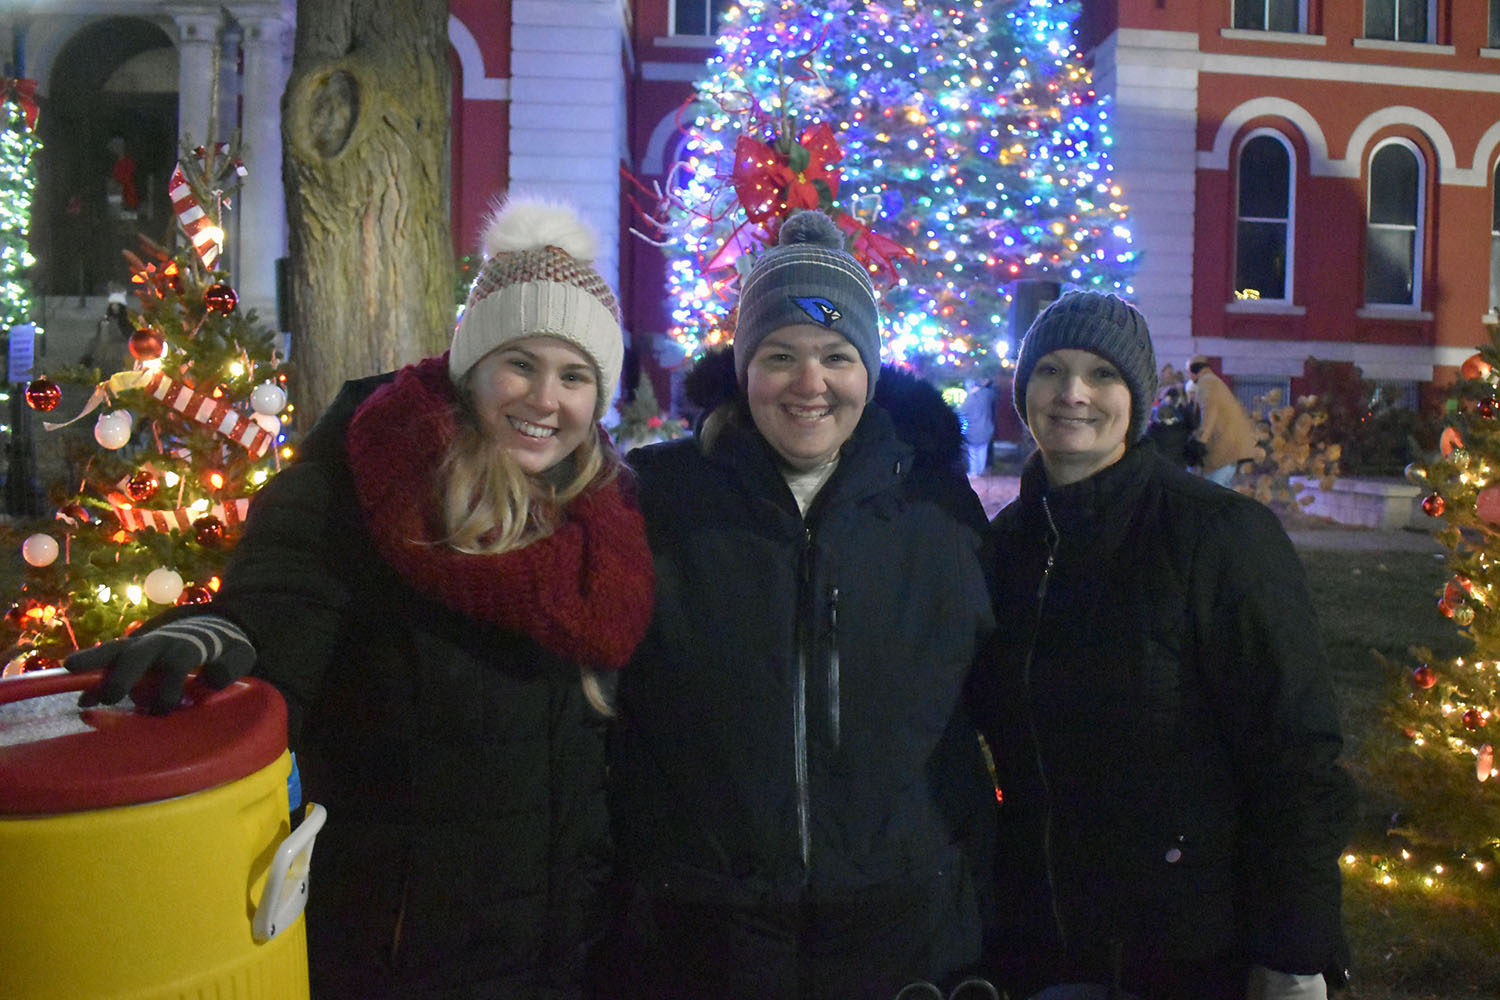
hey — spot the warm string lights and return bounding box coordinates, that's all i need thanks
[1355,346,1500,899]
[657,0,1136,379]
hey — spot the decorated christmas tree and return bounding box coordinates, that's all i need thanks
[1,75,43,515]
[646,0,1136,380]
[1349,337,1500,896]
[1,143,291,676]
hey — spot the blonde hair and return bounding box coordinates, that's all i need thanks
[435,389,622,716]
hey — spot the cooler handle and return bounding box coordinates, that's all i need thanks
[253,802,327,943]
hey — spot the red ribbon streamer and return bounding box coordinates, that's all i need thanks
[1,77,38,130]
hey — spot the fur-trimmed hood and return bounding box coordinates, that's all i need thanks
[680,346,969,477]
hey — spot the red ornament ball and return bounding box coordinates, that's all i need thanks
[25,377,61,412]
[1413,664,1438,688]
[203,283,238,314]
[175,585,214,606]
[193,515,225,547]
[128,326,165,361]
[23,653,61,674]
[1462,353,1493,381]
[1463,708,1486,731]
[125,470,159,502]
[56,502,92,527]
[1422,493,1446,518]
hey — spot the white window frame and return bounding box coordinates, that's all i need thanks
[1490,160,1500,313]
[1364,0,1434,43]
[1364,137,1426,308]
[1232,0,1307,32]
[1234,129,1297,303]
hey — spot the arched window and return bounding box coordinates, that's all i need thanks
[1235,132,1294,301]
[1233,0,1304,32]
[1491,160,1500,312]
[1364,139,1425,307]
[1365,0,1431,43]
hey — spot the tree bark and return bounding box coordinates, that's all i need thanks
[282,0,452,422]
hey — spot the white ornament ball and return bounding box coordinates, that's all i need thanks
[251,382,287,415]
[143,567,185,605]
[94,411,134,450]
[21,533,59,567]
[252,413,281,436]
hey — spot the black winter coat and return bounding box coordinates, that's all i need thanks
[186,362,653,998]
[972,445,1355,999]
[605,359,996,999]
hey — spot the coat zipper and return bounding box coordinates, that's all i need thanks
[828,586,841,747]
[1026,494,1069,951]
[796,526,813,868]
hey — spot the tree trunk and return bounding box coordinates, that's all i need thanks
[281,0,452,423]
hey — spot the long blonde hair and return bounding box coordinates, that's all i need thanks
[438,394,619,556]
[436,389,622,716]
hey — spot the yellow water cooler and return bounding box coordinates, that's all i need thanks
[0,669,325,999]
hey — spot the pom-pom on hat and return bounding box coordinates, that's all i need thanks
[734,210,881,401]
[1012,290,1157,443]
[450,196,623,421]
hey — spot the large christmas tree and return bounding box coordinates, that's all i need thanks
[1353,335,1500,896]
[1,77,43,516]
[652,0,1136,379]
[1,145,291,676]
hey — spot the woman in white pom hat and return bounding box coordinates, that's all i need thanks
[67,195,655,998]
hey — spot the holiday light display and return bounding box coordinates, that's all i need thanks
[649,0,1136,379]
[1,78,43,444]
[0,145,290,676]
[1343,336,1500,899]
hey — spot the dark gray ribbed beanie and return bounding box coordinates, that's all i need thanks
[1012,291,1157,441]
[734,210,881,401]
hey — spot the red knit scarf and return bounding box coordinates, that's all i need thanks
[343,355,653,668]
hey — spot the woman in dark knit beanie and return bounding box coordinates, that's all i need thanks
[971,291,1356,1000]
[603,210,997,999]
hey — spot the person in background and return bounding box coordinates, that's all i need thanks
[1186,354,1259,487]
[962,376,1000,476]
[1142,382,1203,470]
[972,291,1355,1000]
[66,196,655,999]
[603,209,997,1000]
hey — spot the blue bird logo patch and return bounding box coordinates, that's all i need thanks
[793,296,842,327]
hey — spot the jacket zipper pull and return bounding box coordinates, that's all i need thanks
[828,586,840,746]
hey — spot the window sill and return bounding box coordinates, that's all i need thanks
[1219,28,1326,46]
[1356,305,1434,321]
[654,34,717,49]
[1482,48,1500,60]
[1352,38,1456,55]
[1225,300,1306,315]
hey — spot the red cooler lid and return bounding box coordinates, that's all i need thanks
[0,669,287,815]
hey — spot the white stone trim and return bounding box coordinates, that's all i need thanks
[449,15,509,101]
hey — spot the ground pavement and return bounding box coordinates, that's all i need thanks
[967,474,1444,554]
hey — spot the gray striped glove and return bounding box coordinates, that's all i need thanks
[65,615,256,713]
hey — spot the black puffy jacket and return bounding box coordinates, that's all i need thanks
[606,358,996,998]
[972,444,1355,998]
[190,363,652,998]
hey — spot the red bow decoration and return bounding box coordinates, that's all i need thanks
[731,121,844,227]
[834,212,916,286]
[2,77,38,130]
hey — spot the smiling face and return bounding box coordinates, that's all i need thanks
[1024,348,1133,486]
[746,323,869,472]
[467,336,599,475]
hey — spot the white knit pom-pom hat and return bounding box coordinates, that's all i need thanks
[449,196,624,420]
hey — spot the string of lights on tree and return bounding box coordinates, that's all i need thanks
[0,78,42,440]
[645,0,1136,379]
[1339,345,1500,898]
[1,143,293,677]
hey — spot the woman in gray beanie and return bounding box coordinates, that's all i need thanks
[603,210,997,999]
[971,291,1356,1000]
